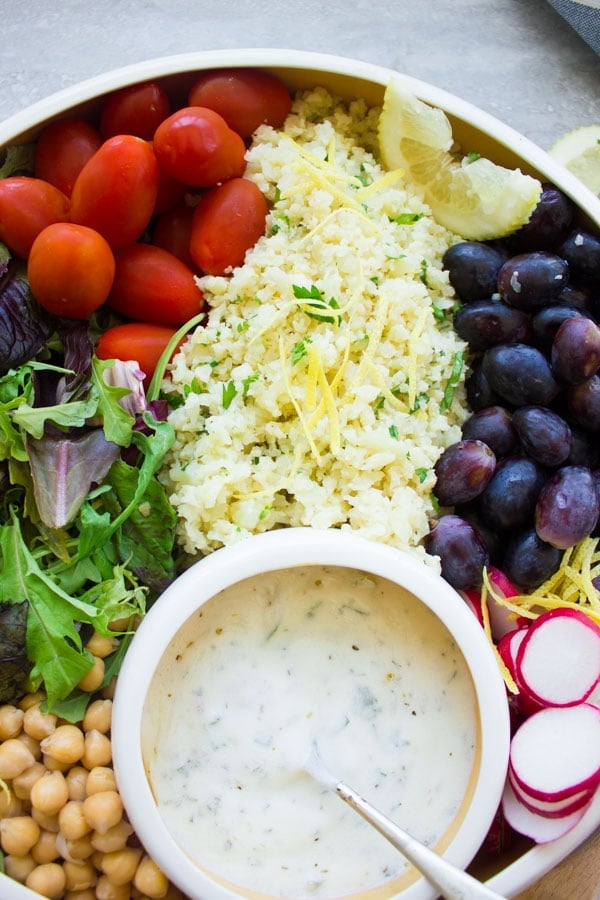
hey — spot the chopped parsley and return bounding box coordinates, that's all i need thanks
[440,351,464,412]
[222,381,238,409]
[388,212,423,225]
[293,284,341,326]
[291,336,313,365]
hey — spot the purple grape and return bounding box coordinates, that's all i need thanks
[557,230,600,283]
[535,465,600,549]
[423,514,489,589]
[481,343,559,407]
[453,299,531,350]
[433,439,496,506]
[442,241,505,302]
[503,527,562,589]
[465,363,502,411]
[461,406,517,458]
[508,183,575,251]
[479,456,546,531]
[511,406,572,467]
[567,426,600,469]
[531,304,585,355]
[551,317,600,385]
[497,252,569,310]
[566,375,600,432]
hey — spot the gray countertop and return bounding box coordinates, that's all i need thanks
[0,0,599,152]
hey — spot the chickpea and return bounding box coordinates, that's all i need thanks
[102,676,118,701]
[66,765,89,801]
[77,656,105,693]
[23,704,58,741]
[20,691,46,712]
[0,815,41,856]
[0,738,36,780]
[83,698,113,734]
[30,770,70,816]
[81,729,112,769]
[162,886,184,900]
[82,790,123,835]
[0,704,24,740]
[101,846,143,885]
[42,752,71,772]
[12,761,46,801]
[108,614,134,633]
[31,806,60,833]
[18,731,42,761]
[86,631,119,659]
[133,855,169,898]
[63,858,98,891]
[86,765,117,796]
[90,818,133,853]
[65,890,97,900]
[3,852,37,883]
[56,831,95,861]
[58,799,92,840]
[26,861,67,899]
[96,873,132,900]
[31,828,60,865]
[40,724,85,766]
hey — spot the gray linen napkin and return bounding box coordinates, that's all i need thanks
[547,0,600,55]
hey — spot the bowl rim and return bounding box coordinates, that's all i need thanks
[112,526,510,900]
[0,47,599,229]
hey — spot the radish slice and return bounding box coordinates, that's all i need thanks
[508,767,594,818]
[515,608,600,707]
[497,627,528,676]
[486,566,522,640]
[460,586,484,626]
[510,703,600,802]
[501,778,592,843]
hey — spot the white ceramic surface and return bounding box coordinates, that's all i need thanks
[112,527,510,900]
[0,48,598,900]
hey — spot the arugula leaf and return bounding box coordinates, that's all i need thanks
[0,601,30,703]
[91,357,136,447]
[12,396,99,439]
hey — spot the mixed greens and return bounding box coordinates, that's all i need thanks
[0,244,179,719]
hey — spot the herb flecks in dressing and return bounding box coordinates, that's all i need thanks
[143,565,478,897]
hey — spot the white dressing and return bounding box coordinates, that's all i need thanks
[142,564,480,898]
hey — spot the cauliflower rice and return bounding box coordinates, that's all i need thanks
[161,87,468,559]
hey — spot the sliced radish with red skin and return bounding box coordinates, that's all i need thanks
[486,566,524,640]
[501,779,592,843]
[497,626,528,675]
[510,704,600,802]
[515,608,600,707]
[508,767,595,818]
[460,586,484,626]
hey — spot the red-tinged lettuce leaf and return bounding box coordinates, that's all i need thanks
[26,429,121,528]
[0,260,55,375]
[0,600,31,702]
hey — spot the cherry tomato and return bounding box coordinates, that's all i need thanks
[153,106,246,188]
[70,135,159,250]
[188,68,292,138]
[0,177,70,259]
[152,202,196,269]
[100,81,171,140]
[189,177,268,275]
[152,146,187,216]
[108,243,204,325]
[28,223,115,318]
[96,322,179,382]
[34,117,102,196]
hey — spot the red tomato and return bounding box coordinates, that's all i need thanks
[100,81,171,140]
[70,135,159,250]
[188,68,292,138]
[152,146,187,216]
[152,202,196,269]
[153,107,246,188]
[27,223,115,318]
[189,177,268,275]
[0,177,70,259]
[34,117,102,197]
[96,322,179,382]
[108,243,204,325]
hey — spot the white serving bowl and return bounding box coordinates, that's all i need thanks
[1,47,599,900]
[111,527,510,900]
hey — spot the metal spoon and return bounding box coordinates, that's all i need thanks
[304,744,507,900]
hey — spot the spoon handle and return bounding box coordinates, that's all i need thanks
[336,780,507,900]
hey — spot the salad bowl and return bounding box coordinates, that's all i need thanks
[0,48,599,900]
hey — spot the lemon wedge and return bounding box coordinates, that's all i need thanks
[549,125,600,196]
[378,77,542,240]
